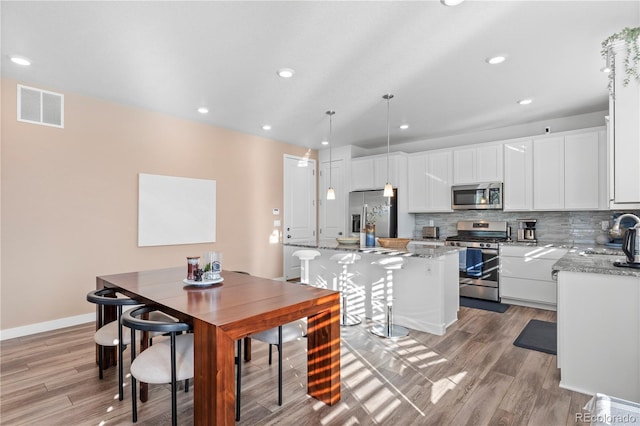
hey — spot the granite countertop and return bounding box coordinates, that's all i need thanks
[500,240,638,277]
[284,239,459,259]
[551,250,640,278]
[502,240,625,255]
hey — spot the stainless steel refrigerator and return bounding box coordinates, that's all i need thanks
[348,189,398,238]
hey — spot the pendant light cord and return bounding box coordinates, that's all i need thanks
[386,96,390,184]
[329,112,332,188]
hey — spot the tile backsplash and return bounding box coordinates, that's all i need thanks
[413,210,640,244]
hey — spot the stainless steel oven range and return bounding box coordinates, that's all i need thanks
[445,220,508,302]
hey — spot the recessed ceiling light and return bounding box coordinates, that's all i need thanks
[197,107,209,114]
[486,55,507,65]
[399,124,410,130]
[321,140,329,145]
[277,68,295,78]
[10,55,31,66]
[262,124,272,131]
[518,99,533,105]
[440,0,464,6]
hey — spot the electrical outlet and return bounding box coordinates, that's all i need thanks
[601,220,609,231]
[274,219,281,227]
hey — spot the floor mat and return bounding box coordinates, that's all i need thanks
[513,319,557,355]
[460,297,510,313]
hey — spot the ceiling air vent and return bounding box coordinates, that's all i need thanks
[17,84,64,128]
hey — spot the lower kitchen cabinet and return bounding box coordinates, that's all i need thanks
[499,245,567,310]
[557,270,640,401]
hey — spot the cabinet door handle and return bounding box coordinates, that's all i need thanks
[287,235,291,239]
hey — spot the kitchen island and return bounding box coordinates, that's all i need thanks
[552,249,640,402]
[284,240,460,335]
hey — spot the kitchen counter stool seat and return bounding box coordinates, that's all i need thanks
[370,257,409,339]
[330,252,362,326]
[292,249,321,284]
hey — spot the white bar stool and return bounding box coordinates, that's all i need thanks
[292,250,321,284]
[329,252,362,326]
[370,257,409,338]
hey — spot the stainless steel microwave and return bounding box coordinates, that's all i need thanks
[451,182,503,210]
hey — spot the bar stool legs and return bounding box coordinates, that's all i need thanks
[330,253,362,326]
[370,257,409,339]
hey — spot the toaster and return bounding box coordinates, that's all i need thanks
[422,226,440,239]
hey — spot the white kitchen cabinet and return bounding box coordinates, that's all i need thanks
[533,136,565,210]
[453,144,503,184]
[609,40,640,209]
[564,132,601,209]
[557,269,639,401]
[350,153,405,191]
[350,157,376,190]
[532,130,605,211]
[503,140,533,211]
[499,245,567,310]
[407,150,452,212]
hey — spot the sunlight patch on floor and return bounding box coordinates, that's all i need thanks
[318,400,350,424]
[431,375,461,404]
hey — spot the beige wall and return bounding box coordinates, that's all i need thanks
[0,78,317,330]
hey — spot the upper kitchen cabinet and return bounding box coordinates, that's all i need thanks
[503,140,533,211]
[532,129,607,211]
[407,150,453,212]
[564,131,606,209]
[452,144,503,184]
[533,136,566,210]
[350,153,406,191]
[608,40,640,209]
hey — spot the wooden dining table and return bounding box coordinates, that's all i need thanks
[96,267,341,425]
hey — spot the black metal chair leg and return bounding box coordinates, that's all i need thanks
[185,378,189,393]
[117,306,124,401]
[278,325,283,406]
[170,334,178,426]
[236,339,242,421]
[98,345,104,380]
[130,328,138,423]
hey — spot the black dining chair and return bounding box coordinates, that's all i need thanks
[122,305,194,426]
[233,271,307,417]
[86,288,140,401]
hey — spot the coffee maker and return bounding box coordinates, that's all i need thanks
[516,219,537,242]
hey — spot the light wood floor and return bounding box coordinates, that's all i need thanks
[0,304,592,425]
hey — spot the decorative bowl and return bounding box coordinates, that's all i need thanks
[377,238,410,249]
[336,237,359,245]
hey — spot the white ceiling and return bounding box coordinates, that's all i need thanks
[2,1,638,152]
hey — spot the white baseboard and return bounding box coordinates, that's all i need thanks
[0,313,94,341]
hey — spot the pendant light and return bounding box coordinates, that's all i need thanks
[383,94,394,198]
[326,110,336,200]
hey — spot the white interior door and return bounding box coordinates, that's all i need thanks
[319,158,346,239]
[283,155,316,279]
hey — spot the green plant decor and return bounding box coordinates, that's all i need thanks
[601,27,640,92]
